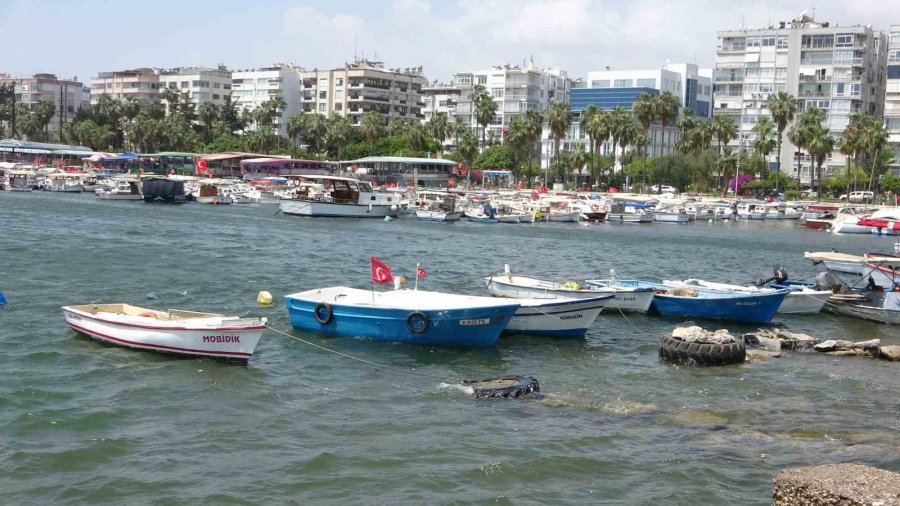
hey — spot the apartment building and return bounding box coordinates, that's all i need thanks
[715,13,887,184]
[298,60,427,125]
[886,25,900,176]
[452,59,575,145]
[159,67,232,108]
[231,64,301,136]
[90,68,161,105]
[421,81,461,123]
[0,73,90,137]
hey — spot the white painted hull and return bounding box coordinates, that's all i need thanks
[485,276,654,313]
[98,193,143,201]
[654,213,691,223]
[49,185,84,193]
[779,291,829,314]
[822,261,897,289]
[832,222,870,234]
[416,210,462,222]
[8,187,33,192]
[497,215,521,223]
[548,211,580,222]
[62,307,265,361]
[829,303,900,324]
[505,297,607,336]
[608,213,653,223]
[281,200,396,218]
[197,195,233,204]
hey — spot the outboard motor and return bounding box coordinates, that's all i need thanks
[753,266,789,287]
[813,271,837,291]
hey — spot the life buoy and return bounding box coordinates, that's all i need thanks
[313,302,333,325]
[406,311,428,334]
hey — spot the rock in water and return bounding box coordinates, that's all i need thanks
[672,326,735,345]
[851,339,880,350]
[879,345,900,362]
[814,340,838,352]
[774,463,900,505]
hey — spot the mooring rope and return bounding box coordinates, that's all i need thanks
[264,324,464,382]
[613,302,658,337]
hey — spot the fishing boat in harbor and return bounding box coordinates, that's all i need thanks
[826,290,900,324]
[141,177,187,203]
[96,179,142,200]
[504,295,612,336]
[284,286,520,346]
[804,251,900,290]
[5,170,34,191]
[416,195,463,222]
[62,303,266,362]
[653,210,692,223]
[660,278,829,314]
[585,279,787,323]
[195,181,233,205]
[279,176,399,218]
[485,267,655,313]
[41,172,84,192]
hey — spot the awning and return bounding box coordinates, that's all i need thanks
[100,152,138,162]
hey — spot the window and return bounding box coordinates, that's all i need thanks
[833,50,855,64]
[491,88,503,98]
[212,94,220,100]
[224,84,231,90]
[318,103,326,112]
[761,36,775,47]
[891,32,900,47]
[334,90,343,99]
[637,78,656,88]
[476,75,487,85]
[888,65,900,79]
[319,91,327,99]
[835,34,854,47]
[336,78,343,86]
[889,50,900,63]
[613,79,632,88]
[777,36,788,49]
[335,103,342,111]
[319,79,327,87]
[590,80,610,88]
[746,37,760,48]
[181,81,189,88]
[213,82,221,89]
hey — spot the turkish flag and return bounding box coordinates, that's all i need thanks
[417,267,426,278]
[196,157,208,175]
[370,257,393,284]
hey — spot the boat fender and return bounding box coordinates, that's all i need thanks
[313,302,333,325]
[406,311,429,334]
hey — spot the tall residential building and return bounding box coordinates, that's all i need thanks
[558,63,712,168]
[886,25,900,176]
[715,13,888,184]
[298,60,427,125]
[421,81,462,147]
[452,60,575,145]
[0,73,90,137]
[90,68,161,105]
[159,67,233,108]
[231,64,301,136]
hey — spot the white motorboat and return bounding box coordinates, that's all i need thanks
[43,173,84,192]
[805,251,900,290]
[6,170,33,191]
[97,179,142,200]
[764,203,802,220]
[653,211,691,223]
[661,278,829,314]
[62,303,266,362]
[280,176,399,218]
[485,267,655,313]
[195,182,233,204]
[503,295,612,336]
[736,202,767,220]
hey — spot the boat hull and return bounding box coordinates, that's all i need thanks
[416,210,462,222]
[828,303,900,324]
[284,294,518,346]
[650,291,784,323]
[608,213,653,223]
[62,308,264,361]
[547,211,580,222]
[281,200,396,218]
[654,213,691,223]
[485,277,654,313]
[778,291,829,314]
[505,297,608,336]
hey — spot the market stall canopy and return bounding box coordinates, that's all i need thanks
[98,152,138,162]
[0,139,93,156]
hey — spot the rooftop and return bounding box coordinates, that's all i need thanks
[346,156,457,166]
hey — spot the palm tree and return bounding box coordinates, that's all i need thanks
[608,106,633,173]
[429,111,450,158]
[472,85,497,151]
[580,105,602,186]
[767,92,797,192]
[505,115,529,180]
[547,102,572,185]
[327,115,352,161]
[305,113,328,156]
[285,112,305,149]
[457,127,478,189]
[405,121,428,154]
[522,110,543,178]
[360,111,383,148]
[788,107,827,188]
[860,119,889,193]
[566,145,588,186]
[632,93,656,155]
[751,116,776,179]
[655,92,681,156]
[198,102,219,144]
[675,108,697,154]
[805,125,834,199]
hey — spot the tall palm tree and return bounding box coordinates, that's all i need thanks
[405,121,428,154]
[198,102,219,144]
[751,116,776,179]
[429,111,450,158]
[505,115,529,180]
[285,112,305,149]
[712,115,738,190]
[860,119,889,193]
[522,110,543,176]
[767,92,798,192]
[675,108,697,154]
[457,127,478,189]
[547,102,572,185]
[327,115,352,160]
[580,105,604,186]
[360,111,383,148]
[788,107,827,188]
[654,91,681,156]
[805,125,834,199]
[608,106,633,173]
[632,93,656,156]
[472,85,497,151]
[566,146,588,186]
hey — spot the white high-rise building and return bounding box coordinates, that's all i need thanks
[885,25,900,176]
[159,67,233,108]
[231,64,301,136]
[421,81,462,148]
[715,13,888,184]
[452,59,575,145]
[298,60,427,125]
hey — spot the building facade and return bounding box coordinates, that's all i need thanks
[0,73,90,138]
[159,67,232,108]
[298,60,427,125]
[715,13,888,184]
[231,65,301,136]
[90,68,161,105]
[452,60,575,145]
[886,25,900,176]
[421,81,462,148]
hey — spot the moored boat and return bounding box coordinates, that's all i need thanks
[279,176,398,218]
[660,278,829,314]
[503,295,612,336]
[62,303,266,362]
[284,287,520,346]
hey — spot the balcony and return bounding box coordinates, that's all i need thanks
[799,75,830,83]
[799,90,831,98]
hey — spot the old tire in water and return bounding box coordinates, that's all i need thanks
[659,334,746,366]
[406,311,429,334]
[464,376,540,399]
[313,302,333,325]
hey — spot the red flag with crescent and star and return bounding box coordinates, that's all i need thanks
[370,257,393,284]
[417,266,426,278]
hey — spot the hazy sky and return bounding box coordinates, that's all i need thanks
[1,0,898,84]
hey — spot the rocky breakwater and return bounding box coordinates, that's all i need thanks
[774,463,900,505]
[743,329,900,363]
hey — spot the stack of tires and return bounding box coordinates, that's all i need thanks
[659,326,746,366]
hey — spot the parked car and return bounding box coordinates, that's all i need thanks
[649,185,678,194]
[839,191,874,202]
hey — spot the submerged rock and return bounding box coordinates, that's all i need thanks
[774,463,900,506]
[745,349,782,361]
[744,328,820,351]
[852,339,881,350]
[879,345,900,361]
[672,409,729,427]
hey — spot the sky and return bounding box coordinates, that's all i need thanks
[1,0,899,85]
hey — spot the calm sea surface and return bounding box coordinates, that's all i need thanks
[0,192,898,505]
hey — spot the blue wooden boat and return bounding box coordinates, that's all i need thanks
[585,279,787,323]
[284,287,520,346]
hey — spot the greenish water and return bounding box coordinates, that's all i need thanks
[0,192,898,505]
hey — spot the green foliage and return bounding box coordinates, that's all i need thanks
[883,174,900,194]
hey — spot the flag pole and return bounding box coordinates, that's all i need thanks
[414,262,419,291]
